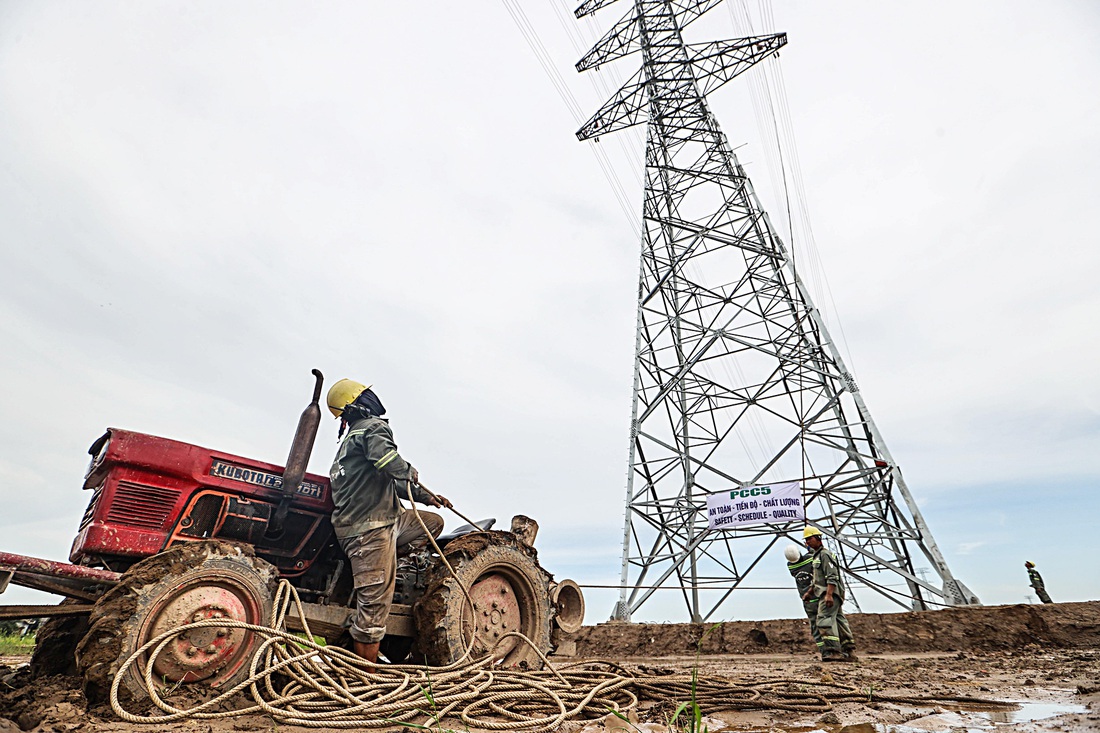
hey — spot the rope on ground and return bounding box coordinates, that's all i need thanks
[109,482,1015,727]
[108,579,1016,728]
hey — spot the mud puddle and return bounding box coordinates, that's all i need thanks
[815,701,1089,733]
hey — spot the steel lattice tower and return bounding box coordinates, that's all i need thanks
[574,0,978,621]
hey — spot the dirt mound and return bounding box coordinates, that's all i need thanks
[576,600,1100,657]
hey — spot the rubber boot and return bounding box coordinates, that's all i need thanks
[353,641,380,664]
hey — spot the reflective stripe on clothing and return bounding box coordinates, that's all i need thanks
[374,449,399,470]
[802,599,823,648]
[814,598,854,654]
[328,416,434,539]
[788,553,815,598]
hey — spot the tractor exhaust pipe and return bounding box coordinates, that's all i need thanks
[267,369,324,538]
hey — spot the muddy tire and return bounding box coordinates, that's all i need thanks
[29,599,90,677]
[414,531,551,669]
[76,541,276,703]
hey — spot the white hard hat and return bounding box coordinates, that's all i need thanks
[784,544,801,562]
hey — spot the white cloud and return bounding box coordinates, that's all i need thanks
[956,542,986,557]
[0,1,1097,617]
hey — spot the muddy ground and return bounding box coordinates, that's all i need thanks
[1,600,1097,732]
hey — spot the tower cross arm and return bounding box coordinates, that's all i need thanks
[576,68,647,140]
[690,34,788,94]
[576,7,639,72]
[577,33,788,140]
[575,0,621,19]
[576,0,725,71]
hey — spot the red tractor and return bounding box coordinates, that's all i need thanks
[0,372,585,700]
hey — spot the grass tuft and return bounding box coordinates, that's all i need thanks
[0,633,35,656]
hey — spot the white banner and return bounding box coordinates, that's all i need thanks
[705,481,804,530]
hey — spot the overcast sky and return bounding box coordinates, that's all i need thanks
[1,1,1097,623]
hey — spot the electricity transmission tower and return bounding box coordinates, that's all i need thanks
[573,0,978,622]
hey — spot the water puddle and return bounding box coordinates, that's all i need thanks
[830,700,1089,733]
[979,700,1088,724]
[711,700,1089,733]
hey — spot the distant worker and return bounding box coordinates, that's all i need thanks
[803,527,856,662]
[1025,561,1053,604]
[326,378,452,663]
[785,544,824,658]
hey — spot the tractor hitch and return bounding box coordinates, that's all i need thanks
[0,550,120,620]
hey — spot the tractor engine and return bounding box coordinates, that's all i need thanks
[393,548,434,607]
[72,428,347,604]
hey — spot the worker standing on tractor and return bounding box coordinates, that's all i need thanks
[803,527,856,661]
[326,378,452,663]
[1025,561,1053,603]
[785,544,824,658]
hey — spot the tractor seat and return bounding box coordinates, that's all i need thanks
[436,518,496,548]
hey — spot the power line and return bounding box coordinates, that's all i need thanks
[499,0,640,237]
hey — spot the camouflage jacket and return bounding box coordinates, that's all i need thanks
[328,416,434,539]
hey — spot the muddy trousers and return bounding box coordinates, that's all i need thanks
[1033,587,1053,604]
[814,597,855,656]
[803,599,823,651]
[339,510,444,644]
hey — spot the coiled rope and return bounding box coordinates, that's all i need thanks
[109,580,1016,729]
[108,483,1016,727]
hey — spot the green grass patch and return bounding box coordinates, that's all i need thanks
[0,633,35,656]
[291,632,327,647]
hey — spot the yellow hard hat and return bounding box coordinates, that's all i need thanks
[326,378,371,418]
[803,526,823,539]
[1025,561,1035,568]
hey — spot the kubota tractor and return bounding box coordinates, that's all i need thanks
[0,371,585,700]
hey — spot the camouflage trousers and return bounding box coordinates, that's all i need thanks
[814,596,855,656]
[339,510,444,644]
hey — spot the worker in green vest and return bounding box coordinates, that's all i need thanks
[1025,561,1053,604]
[785,544,824,658]
[803,526,856,661]
[326,378,451,663]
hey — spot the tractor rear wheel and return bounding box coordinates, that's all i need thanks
[414,532,551,669]
[76,541,276,702]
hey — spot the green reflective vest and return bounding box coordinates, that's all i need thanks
[328,416,433,538]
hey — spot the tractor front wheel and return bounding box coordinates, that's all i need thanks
[76,541,276,702]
